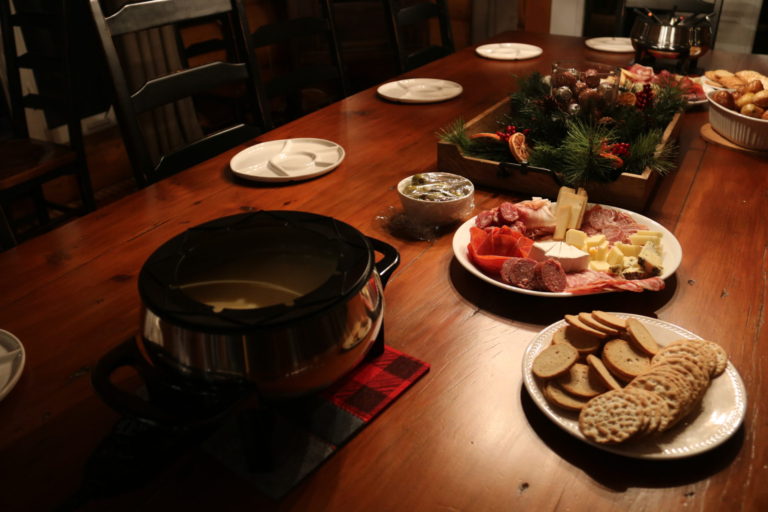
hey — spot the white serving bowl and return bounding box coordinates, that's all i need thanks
[707,92,768,150]
[397,172,474,226]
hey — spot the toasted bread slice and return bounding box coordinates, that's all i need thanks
[532,343,578,379]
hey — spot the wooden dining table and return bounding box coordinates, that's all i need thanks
[1,31,766,511]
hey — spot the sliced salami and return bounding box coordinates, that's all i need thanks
[500,257,538,289]
[535,259,567,293]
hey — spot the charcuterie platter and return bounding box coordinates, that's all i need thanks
[451,188,682,297]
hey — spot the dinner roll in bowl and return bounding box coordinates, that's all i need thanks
[707,91,768,150]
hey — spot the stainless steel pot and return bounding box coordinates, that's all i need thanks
[136,211,400,396]
[630,15,712,60]
[91,211,400,424]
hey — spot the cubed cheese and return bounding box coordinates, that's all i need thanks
[589,260,611,273]
[588,240,610,261]
[638,242,664,276]
[616,243,642,257]
[565,229,587,250]
[606,246,624,266]
[629,232,663,248]
[585,234,606,248]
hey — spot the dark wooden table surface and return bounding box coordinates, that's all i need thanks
[1,31,766,511]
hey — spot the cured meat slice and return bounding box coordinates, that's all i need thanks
[467,226,534,275]
[567,276,665,295]
[535,259,567,292]
[500,257,538,289]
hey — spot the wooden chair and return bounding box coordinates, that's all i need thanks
[382,0,454,73]
[0,0,96,250]
[249,1,350,125]
[89,0,271,187]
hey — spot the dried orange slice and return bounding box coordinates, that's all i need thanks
[599,152,623,169]
[470,132,501,141]
[508,132,529,163]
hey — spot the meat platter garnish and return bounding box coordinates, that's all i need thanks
[467,186,665,294]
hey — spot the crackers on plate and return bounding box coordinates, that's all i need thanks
[531,312,729,444]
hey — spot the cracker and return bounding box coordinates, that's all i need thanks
[564,314,610,338]
[578,312,622,336]
[591,310,627,330]
[544,381,590,411]
[602,338,652,381]
[586,354,623,391]
[552,325,602,354]
[627,369,689,430]
[557,362,607,398]
[532,343,579,379]
[578,390,648,444]
[626,317,660,356]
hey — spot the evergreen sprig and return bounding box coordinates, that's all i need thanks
[438,71,686,185]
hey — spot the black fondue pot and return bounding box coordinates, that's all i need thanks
[92,211,399,424]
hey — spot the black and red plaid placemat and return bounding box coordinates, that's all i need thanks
[203,345,429,499]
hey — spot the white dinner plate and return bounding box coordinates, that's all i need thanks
[584,37,634,53]
[0,329,25,401]
[475,43,543,61]
[522,314,747,459]
[451,203,683,297]
[229,138,345,183]
[377,78,463,104]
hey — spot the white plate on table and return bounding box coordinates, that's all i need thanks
[522,314,747,459]
[377,78,463,104]
[451,203,682,297]
[229,138,345,182]
[584,37,634,53]
[475,43,543,61]
[0,329,25,401]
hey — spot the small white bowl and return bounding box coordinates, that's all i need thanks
[397,172,474,226]
[707,92,768,150]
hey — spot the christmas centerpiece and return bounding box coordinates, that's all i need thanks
[437,62,687,210]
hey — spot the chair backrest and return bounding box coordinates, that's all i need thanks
[617,0,724,43]
[250,0,349,124]
[89,0,271,187]
[383,0,454,73]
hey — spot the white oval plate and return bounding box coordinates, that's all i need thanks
[522,314,747,459]
[451,203,683,297]
[0,329,25,401]
[585,37,634,53]
[229,138,345,182]
[377,78,463,104]
[475,43,543,61]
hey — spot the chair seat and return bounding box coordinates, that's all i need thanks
[0,138,77,191]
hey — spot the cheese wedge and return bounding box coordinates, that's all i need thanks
[638,242,663,276]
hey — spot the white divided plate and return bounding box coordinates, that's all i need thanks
[475,43,543,61]
[377,78,463,104]
[0,330,25,401]
[585,37,634,53]
[229,138,345,182]
[451,203,683,297]
[522,314,747,459]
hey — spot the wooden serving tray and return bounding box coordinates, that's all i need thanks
[436,98,682,211]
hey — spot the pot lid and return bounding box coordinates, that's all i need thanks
[138,211,374,333]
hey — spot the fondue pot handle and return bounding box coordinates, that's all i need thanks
[367,237,400,286]
[90,340,182,425]
[91,339,241,427]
